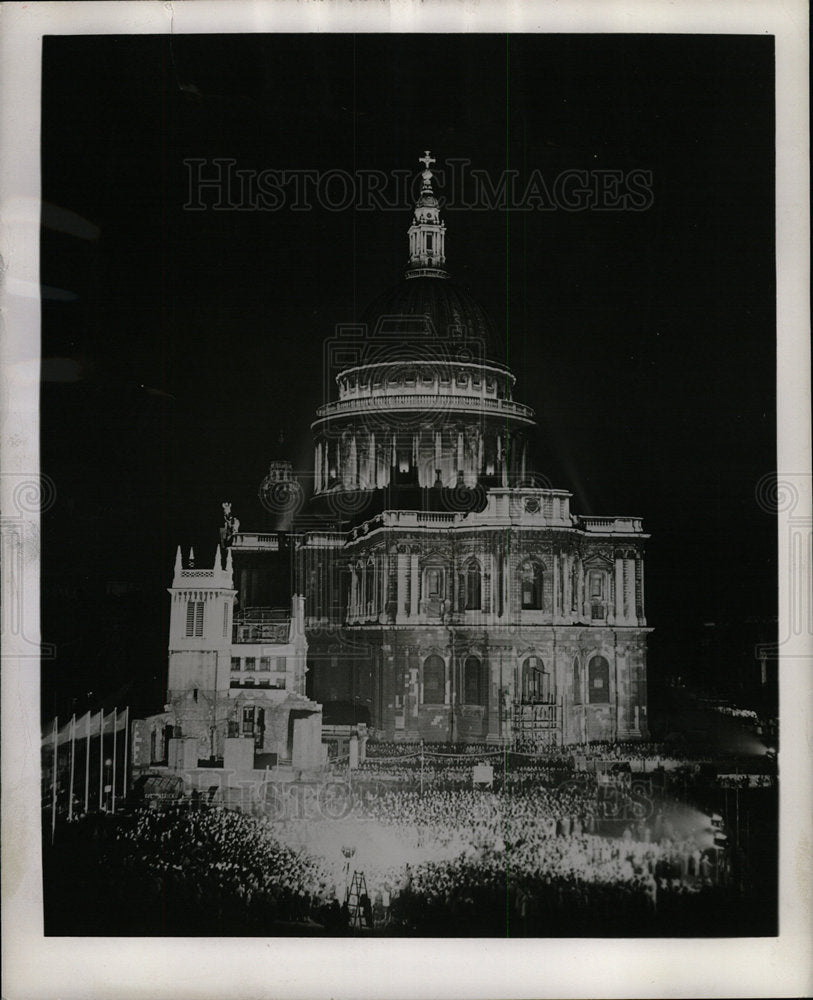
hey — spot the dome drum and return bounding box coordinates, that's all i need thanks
[311,420,533,495]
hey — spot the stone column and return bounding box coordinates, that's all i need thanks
[367,431,375,489]
[396,550,408,622]
[349,434,358,489]
[553,552,560,620]
[614,556,624,622]
[625,557,636,622]
[410,552,420,618]
[503,551,510,617]
[635,555,645,625]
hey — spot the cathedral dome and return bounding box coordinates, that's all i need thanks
[360,275,504,365]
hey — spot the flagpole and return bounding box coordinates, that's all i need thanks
[122,706,130,799]
[50,715,58,844]
[68,714,76,822]
[111,707,117,814]
[98,709,104,811]
[84,711,91,813]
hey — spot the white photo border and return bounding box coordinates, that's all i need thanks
[1,2,810,998]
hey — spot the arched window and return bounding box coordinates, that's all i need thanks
[465,560,481,611]
[463,655,484,705]
[423,564,445,617]
[425,566,444,598]
[588,570,606,620]
[588,655,610,704]
[573,657,582,705]
[423,654,446,704]
[521,655,549,702]
[520,560,544,610]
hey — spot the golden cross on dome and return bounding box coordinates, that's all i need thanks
[419,150,435,170]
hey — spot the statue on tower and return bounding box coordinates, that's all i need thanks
[220,501,240,549]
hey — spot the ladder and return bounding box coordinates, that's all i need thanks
[346,870,369,930]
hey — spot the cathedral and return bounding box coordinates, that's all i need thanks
[155,151,650,766]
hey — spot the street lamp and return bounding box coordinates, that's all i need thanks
[103,758,113,812]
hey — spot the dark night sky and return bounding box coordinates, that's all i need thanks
[40,33,776,719]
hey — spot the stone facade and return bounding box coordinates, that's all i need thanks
[228,153,652,746]
[296,491,650,744]
[155,544,323,769]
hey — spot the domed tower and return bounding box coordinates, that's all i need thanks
[310,152,536,520]
[298,152,650,748]
[259,431,304,532]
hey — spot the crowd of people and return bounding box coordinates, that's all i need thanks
[255,770,738,934]
[43,731,773,936]
[108,805,333,932]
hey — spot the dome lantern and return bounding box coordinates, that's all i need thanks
[407,150,448,279]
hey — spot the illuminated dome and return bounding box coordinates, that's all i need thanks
[309,151,535,504]
[360,275,504,365]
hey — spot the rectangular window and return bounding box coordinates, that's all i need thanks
[185,600,204,637]
[230,657,241,673]
[242,708,254,734]
[426,234,433,250]
[223,603,229,637]
[276,656,286,671]
[244,657,255,671]
[259,657,271,671]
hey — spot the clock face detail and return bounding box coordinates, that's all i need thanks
[524,497,540,514]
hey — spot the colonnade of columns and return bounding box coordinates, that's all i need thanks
[314,425,528,493]
[344,546,645,626]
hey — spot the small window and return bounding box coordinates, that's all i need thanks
[185,600,204,637]
[425,567,443,598]
[465,561,481,611]
[588,655,610,704]
[464,656,484,705]
[573,657,582,704]
[259,657,271,672]
[426,233,434,250]
[231,657,241,673]
[522,656,549,702]
[520,562,544,610]
[223,603,229,637]
[423,655,445,704]
[244,657,255,671]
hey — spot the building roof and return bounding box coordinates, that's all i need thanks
[360,274,504,365]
